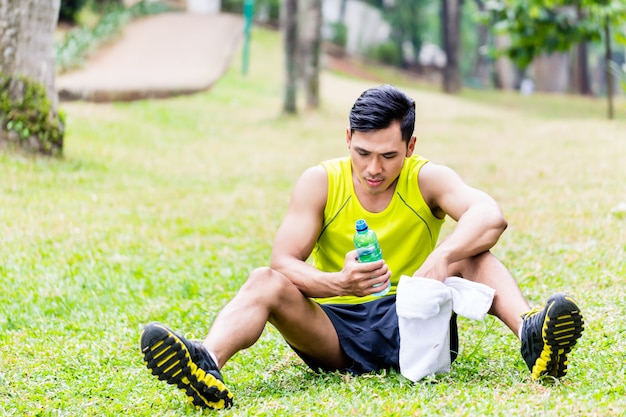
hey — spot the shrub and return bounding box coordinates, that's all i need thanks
[0,73,65,156]
[222,0,280,23]
[59,0,89,24]
[329,22,348,48]
[369,41,403,67]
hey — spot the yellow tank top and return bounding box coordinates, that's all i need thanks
[312,155,444,305]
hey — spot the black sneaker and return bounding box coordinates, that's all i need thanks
[520,293,584,379]
[140,322,233,409]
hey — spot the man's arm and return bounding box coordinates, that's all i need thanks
[270,165,390,298]
[415,162,508,281]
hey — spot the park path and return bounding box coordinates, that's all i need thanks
[56,12,244,102]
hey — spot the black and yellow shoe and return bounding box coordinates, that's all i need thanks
[520,293,584,380]
[140,322,233,409]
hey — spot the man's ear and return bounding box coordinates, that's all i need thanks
[346,128,351,148]
[406,135,417,157]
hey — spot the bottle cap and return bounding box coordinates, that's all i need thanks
[355,219,368,232]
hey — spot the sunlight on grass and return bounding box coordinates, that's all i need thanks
[1,26,625,416]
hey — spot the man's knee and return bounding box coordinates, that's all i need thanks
[451,251,496,277]
[242,267,294,294]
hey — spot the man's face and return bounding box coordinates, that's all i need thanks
[347,121,416,195]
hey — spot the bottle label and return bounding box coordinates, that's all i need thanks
[357,244,381,263]
[356,244,389,296]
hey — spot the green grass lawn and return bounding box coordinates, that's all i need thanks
[1,26,625,416]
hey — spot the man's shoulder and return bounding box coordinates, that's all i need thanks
[406,154,429,165]
[300,164,329,183]
[291,165,329,210]
[318,157,351,180]
[403,154,431,178]
[417,160,455,179]
[320,156,350,169]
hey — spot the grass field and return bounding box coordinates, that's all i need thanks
[1,27,625,416]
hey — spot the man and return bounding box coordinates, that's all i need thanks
[139,85,584,410]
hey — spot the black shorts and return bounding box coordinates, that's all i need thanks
[292,295,458,375]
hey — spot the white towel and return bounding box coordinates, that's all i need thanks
[396,275,495,382]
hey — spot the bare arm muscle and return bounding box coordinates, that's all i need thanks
[417,163,507,277]
[270,165,343,297]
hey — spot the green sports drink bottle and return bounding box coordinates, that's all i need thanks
[353,219,389,296]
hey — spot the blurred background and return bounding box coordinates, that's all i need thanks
[1,0,625,156]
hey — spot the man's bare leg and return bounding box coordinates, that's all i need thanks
[204,267,349,370]
[450,251,584,379]
[140,267,349,409]
[449,251,530,338]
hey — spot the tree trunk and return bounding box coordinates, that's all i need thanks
[339,0,347,22]
[0,0,63,155]
[441,0,462,93]
[534,52,570,93]
[0,0,60,105]
[493,35,516,90]
[282,0,298,114]
[574,5,592,95]
[301,0,322,108]
[604,16,614,120]
[470,0,489,87]
[574,42,592,95]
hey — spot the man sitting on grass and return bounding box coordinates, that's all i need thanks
[139,84,584,410]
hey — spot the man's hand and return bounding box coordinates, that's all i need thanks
[412,248,450,282]
[340,250,391,297]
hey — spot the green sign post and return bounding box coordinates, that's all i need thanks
[242,0,254,75]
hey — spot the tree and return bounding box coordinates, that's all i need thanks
[282,0,298,114]
[486,2,596,69]
[301,0,322,109]
[0,0,64,155]
[282,0,322,113]
[470,0,492,87]
[485,0,626,119]
[590,1,626,119]
[59,0,88,24]
[442,0,463,93]
[383,0,430,70]
[574,4,593,95]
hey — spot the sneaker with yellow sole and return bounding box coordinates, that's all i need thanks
[140,322,233,409]
[520,293,584,379]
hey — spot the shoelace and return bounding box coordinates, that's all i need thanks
[521,307,540,320]
[520,308,544,360]
[189,341,224,382]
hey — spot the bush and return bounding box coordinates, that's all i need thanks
[369,41,403,67]
[329,22,348,48]
[0,73,65,156]
[221,0,280,23]
[59,0,89,23]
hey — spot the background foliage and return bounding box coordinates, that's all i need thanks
[0,74,65,155]
[59,0,90,23]
[485,0,626,70]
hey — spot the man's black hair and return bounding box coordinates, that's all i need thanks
[349,84,416,143]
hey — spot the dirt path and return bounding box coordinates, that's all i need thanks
[57,12,243,102]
